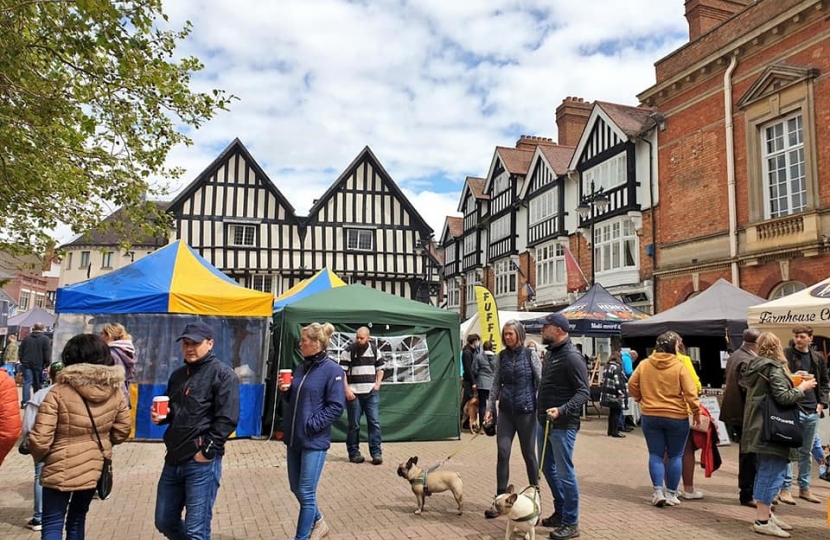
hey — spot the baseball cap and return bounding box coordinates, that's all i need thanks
[176,322,214,343]
[539,313,571,333]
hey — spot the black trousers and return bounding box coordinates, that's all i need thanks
[734,425,757,502]
[607,406,621,436]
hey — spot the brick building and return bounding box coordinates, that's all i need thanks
[638,0,830,309]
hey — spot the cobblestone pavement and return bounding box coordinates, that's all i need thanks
[1,416,828,539]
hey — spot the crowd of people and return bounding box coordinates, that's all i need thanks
[1,315,829,540]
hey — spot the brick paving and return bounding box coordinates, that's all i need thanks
[1,416,828,539]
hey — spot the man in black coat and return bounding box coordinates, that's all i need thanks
[19,323,51,407]
[460,334,480,429]
[536,313,589,540]
[719,328,760,507]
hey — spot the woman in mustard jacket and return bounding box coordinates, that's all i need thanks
[29,334,131,540]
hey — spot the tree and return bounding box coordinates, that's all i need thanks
[0,0,234,256]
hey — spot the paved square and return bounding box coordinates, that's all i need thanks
[1,417,827,539]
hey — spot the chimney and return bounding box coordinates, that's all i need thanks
[515,135,557,151]
[555,97,592,147]
[685,0,752,41]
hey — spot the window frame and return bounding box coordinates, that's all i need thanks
[535,242,566,287]
[529,189,558,226]
[761,112,806,219]
[101,251,114,269]
[493,258,517,296]
[250,274,275,294]
[80,251,90,268]
[228,224,257,247]
[445,278,460,308]
[19,289,31,311]
[593,218,638,275]
[345,228,374,251]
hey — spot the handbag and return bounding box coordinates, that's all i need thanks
[80,398,114,500]
[760,394,803,448]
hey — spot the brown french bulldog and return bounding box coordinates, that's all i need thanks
[396,456,463,515]
[461,395,480,433]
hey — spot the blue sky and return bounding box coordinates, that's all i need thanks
[149,0,690,236]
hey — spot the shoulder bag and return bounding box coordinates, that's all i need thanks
[80,398,114,500]
[760,393,802,448]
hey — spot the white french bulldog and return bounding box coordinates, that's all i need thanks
[492,484,541,540]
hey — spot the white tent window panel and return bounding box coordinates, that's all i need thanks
[769,281,806,300]
[329,332,430,384]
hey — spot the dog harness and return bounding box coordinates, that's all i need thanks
[409,463,442,497]
[513,487,541,523]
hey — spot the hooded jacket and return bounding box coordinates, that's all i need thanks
[0,371,22,465]
[282,352,345,451]
[740,356,804,460]
[109,339,137,404]
[28,364,131,490]
[628,352,700,420]
[159,352,239,464]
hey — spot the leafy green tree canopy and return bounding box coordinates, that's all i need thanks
[0,0,234,255]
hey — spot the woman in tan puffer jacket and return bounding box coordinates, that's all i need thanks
[29,334,131,540]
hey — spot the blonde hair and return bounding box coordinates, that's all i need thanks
[101,323,131,341]
[757,332,788,370]
[301,322,335,351]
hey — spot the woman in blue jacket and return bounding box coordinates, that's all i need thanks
[280,322,345,540]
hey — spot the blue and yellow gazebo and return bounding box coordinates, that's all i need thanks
[55,240,273,439]
[273,268,346,311]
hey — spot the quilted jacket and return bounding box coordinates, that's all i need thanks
[0,371,22,465]
[29,363,131,491]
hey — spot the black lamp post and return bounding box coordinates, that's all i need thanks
[575,180,609,285]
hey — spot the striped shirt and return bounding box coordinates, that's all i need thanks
[340,342,383,395]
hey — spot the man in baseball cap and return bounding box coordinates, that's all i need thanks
[153,321,238,540]
[536,312,589,540]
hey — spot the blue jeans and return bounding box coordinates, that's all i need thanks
[754,454,789,505]
[41,487,94,540]
[155,457,223,540]
[640,415,689,492]
[22,366,42,404]
[287,447,327,540]
[346,390,382,458]
[782,411,819,490]
[544,428,579,526]
[33,461,44,521]
[537,421,558,514]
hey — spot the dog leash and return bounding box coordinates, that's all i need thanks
[423,430,483,474]
[537,418,551,480]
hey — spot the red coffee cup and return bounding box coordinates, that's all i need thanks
[153,396,170,418]
[279,369,293,386]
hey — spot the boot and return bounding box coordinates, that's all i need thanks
[798,488,820,503]
[776,489,796,505]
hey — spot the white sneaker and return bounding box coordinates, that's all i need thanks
[752,521,791,538]
[665,491,681,506]
[769,513,793,531]
[681,490,704,500]
[651,488,666,507]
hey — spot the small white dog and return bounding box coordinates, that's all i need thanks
[492,484,541,540]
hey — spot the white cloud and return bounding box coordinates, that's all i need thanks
[151,0,689,236]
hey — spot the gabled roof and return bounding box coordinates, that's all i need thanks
[456,176,489,213]
[440,216,463,245]
[596,101,656,138]
[166,138,297,217]
[306,146,433,234]
[0,252,46,279]
[518,144,575,199]
[61,201,170,249]
[483,146,534,194]
[569,101,658,170]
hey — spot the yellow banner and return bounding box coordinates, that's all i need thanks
[475,285,502,354]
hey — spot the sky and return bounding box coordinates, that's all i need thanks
[144,0,690,239]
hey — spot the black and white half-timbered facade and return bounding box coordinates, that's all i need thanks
[457,177,488,317]
[168,140,440,304]
[569,101,659,313]
[482,144,534,310]
[518,142,576,309]
[439,216,463,311]
[303,146,439,303]
[167,139,302,295]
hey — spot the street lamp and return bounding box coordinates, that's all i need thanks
[575,180,609,284]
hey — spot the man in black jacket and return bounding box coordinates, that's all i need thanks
[19,323,51,407]
[152,321,239,540]
[536,313,588,540]
[778,324,829,505]
[718,328,760,507]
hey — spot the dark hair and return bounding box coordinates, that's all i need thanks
[792,324,813,337]
[61,334,113,367]
[655,331,682,354]
[466,334,480,345]
[608,351,621,364]
[482,341,493,351]
[742,328,761,344]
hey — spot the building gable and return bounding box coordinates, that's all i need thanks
[569,107,629,169]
